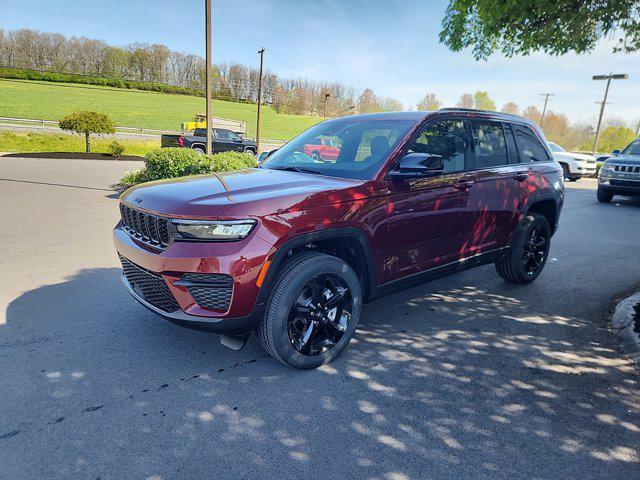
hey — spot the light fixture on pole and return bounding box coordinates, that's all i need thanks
[592,73,628,154]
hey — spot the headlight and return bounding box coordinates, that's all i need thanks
[600,164,614,173]
[173,219,256,241]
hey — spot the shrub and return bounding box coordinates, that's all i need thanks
[116,148,257,188]
[59,111,116,153]
[108,140,125,158]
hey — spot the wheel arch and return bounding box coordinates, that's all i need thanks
[257,228,376,304]
[523,195,559,234]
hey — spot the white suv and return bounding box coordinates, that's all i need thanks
[548,142,597,181]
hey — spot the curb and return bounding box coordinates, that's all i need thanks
[612,292,640,366]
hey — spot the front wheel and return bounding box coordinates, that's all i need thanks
[258,252,362,369]
[495,213,551,284]
[597,189,613,203]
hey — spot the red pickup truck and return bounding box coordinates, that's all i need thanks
[303,137,341,161]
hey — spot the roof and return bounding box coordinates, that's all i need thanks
[328,108,533,125]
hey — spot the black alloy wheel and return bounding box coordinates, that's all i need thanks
[522,224,548,277]
[287,274,353,356]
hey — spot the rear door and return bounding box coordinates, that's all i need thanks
[384,118,478,278]
[215,129,245,152]
[466,120,529,252]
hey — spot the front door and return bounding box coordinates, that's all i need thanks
[383,119,478,280]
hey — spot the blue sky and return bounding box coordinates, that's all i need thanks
[2,0,639,124]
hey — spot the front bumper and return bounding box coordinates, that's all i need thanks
[114,224,273,334]
[598,178,640,197]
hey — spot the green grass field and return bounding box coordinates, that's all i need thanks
[0,78,322,140]
[0,131,158,156]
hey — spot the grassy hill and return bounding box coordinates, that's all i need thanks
[0,78,322,140]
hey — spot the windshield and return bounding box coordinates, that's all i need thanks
[261,118,416,180]
[548,142,565,153]
[622,139,640,156]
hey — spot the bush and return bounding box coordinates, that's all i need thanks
[107,140,125,158]
[116,148,257,188]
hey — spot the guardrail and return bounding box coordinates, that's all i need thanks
[0,116,181,136]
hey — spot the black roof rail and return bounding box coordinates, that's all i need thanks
[437,107,527,122]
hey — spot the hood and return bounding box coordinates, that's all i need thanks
[605,154,640,166]
[121,168,366,219]
[553,152,595,162]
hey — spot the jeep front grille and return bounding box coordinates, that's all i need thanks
[119,203,171,249]
[119,254,180,313]
[613,165,640,174]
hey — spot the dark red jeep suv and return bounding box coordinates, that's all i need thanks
[114,109,564,369]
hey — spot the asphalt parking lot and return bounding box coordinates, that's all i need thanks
[1,158,639,480]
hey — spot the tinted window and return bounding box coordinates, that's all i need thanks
[407,120,467,174]
[471,121,508,168]
[216,129,230,140]
[622,139,640,156]
[194,128,207,137]
[513,126,551,162]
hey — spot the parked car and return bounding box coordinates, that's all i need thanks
[161,128,257,155]
[303,136,341,161]
[597,137,640,202]
[547,142,597,181]
[114,109,564,369]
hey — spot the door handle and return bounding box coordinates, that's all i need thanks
[514,171,530,182]
[454,180,474,191]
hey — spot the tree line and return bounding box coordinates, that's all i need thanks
[0,28,404,117]
[415,91,639,152]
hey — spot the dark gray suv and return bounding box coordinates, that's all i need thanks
[597,138,640,202]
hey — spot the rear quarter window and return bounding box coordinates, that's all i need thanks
[513,125,551,163]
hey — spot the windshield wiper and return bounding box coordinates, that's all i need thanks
[268,166,321,175]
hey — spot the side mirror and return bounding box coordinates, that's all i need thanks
[390,153,444,177]
[612,149,621,155]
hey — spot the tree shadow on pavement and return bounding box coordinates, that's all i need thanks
[2,266,639,479]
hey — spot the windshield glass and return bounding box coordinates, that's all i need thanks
[622,139,640,156]
[548,142,565,153]
[261,118,416,180]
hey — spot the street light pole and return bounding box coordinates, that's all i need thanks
[592,73,628,155]
[256,47,265,153]
[205,0,212,155]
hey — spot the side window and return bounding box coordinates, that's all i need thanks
[470,121,508,168]
[194,128,206,137]
[513,126,551,163]
[216,129,230,140]
[406,120,467,174]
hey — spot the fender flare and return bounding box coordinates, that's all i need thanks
[256,227,377,305]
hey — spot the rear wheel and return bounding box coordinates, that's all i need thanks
[258,252,362,369]
[193,146,205,155]
[561,163,570,180]
[597,189,613,203]
[244,147,256,155]
[495,213,551,284]
[311,151,321,161]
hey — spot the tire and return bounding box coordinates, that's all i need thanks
[244,147,256,155]
[495,213,551,284]
[193,146,205,155]
[311,151,321,161]
[567,175,580,182]
[597,189,613,203]
[560,163,570,180]
[258,252,362,369]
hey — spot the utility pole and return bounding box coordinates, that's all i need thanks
[592,73,628,154]
[205,0,212,155]
[539,93,554,128]
[256,47,265,153]
[323,92,331,118]
[635,120,640,136]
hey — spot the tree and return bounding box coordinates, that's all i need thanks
[501,102,520,115]
[378,96,404,112]
[596,126,637,153]
[440,0,640,60]
[59,111,115,153]
[358,88,380,113]
[473,90,496,111]
[522,106,542,123]
[416,93,442,111]
[456,93,474,108]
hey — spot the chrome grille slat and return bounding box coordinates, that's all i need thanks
[119,204,171,250]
